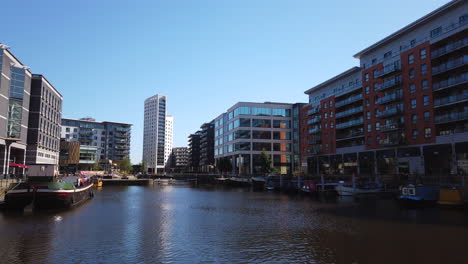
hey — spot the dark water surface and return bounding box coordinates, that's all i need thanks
[1,185,468,264]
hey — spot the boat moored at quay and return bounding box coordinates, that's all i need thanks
[4,175,94,210]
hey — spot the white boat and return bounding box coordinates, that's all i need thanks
[335,184,381,196]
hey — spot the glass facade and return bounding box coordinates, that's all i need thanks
[7,66,26,138]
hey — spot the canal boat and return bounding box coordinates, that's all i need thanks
[437,187,467,207]
[301,180,317,194]
[399,184,440,205]
[251,176,266,190]
[226,177,251,187]
[335,182,382,196]
[93,178,103,188]
[4,176,94,210]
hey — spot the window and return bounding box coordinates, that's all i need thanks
[408,54,414,64]
[376,122,380,131]
[330,111,334,118]
[367,124,372,132]
[420,48,427,59]
[373,70,379,78]
[252,119,270,128]
[384,51,392,59]
[424,111,430,122]
[430,27,442,38]
[272,108,291,117]
[424,128,432,138]
[366,111,371,120]
[252,107,271,116]
[411,99,417,109]
[423,95,429,106]
[252,131,271,139]
[460,14,468,24]
[367,137,372,145]
[409,68,415,79]
[421,64,427,75]
[366,99,370,107]
[365,73,369,82]
[410,39,416,47]
[412,114,418,124]
[323,103,327,109]
[324,123,328,129]
[365,86,370,94]
[66,134,70,139]
[330,122,334,128]
[412,129,418,139]
[66,127,70,132]
[273,120,290,128]
[73,128,78,132]
[421,79,428,90]
[329,101,333,107]
[324,113,328,119]
[410,83,416,94]
[371,58,377,65]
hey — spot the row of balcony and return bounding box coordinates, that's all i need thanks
[434,92,468,107]
[381,122,403,132]
[435,111,468,124]
[309,135,321,144]
[431,37,468,59]
[335,94,363,108]
[307,107,320,116]
[375,90,403,105]
[336,129,364,141]
[374,62,401,78]
[374,76,402,92]
[376,105,404,118]
[308,127,321,134]
[335,106,363,119]
[307,116,321,125]
[379,133,405,146]
[432,55,468,75]
[336,117,364,130]
[433,72,468,91]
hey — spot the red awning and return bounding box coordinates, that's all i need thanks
[9,163,28,168]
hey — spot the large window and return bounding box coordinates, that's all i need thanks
[252,107,271,116]
[272,108,291,117]
[7,100,23,138]
[234,142,250,151]
[232,118,251,129]
[234,130,250,139]
[273,131,291,140]
[273,120,290,128]
[253,130,271,139]
[253,142,271,151]
[252,119,271,128]
[273,143,291,152]
[9,67,25,100]
[234,106,250,117]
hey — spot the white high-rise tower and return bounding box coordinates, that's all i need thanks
[143,94,166,173]
[164,115,174,167]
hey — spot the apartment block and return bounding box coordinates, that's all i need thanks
[301,0,468,181]
[143,94,166,173]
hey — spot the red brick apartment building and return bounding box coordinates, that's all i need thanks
[300,0,468,182]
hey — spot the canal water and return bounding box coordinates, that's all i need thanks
[1,185,467,264]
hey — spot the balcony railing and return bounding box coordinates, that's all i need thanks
[335,94,363,108]
[336,130,364,140]
[307,116,321,125]
[432,55,468,75]
[307,107,320,116]
[308,127,321,134]
[335,106,363,119]
[431,37,468,59]
[379,133,405,146]
[381,123,403,132]
[336,117,364,130]
[374,62,401,78]
[375,76,402,92]
[309,135,321,144]
[434,92,468,107]
[376,105,404,118]
[375,91,403,105]
[435,111,468,124]
[433,73,468,91]
[310,145,322,155]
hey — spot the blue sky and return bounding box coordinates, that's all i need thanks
[1,0,450,164]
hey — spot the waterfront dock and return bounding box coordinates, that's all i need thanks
[101,179,152,186]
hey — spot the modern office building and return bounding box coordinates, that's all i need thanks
[143,94,166,173]
[26,74,63,166]
[199,121,215,172]
[170,147,189,172]
[214,102,304,175]
[301,0,468,182]
[164,115,173,167]
[59,139,98,172]
[0,43,31,176]
[188,132,201,172]
[61,118,131,162]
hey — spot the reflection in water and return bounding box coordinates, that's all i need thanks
[0,185,467,264]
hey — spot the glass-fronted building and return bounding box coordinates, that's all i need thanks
[214,102,304,175]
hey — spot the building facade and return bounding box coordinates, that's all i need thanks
[214,102,303,175]
[188,132,201,172]
[26,74,62,166]
[143,94,166,173]
[301,0,468,182]
[199,121,215,172]
[61,118,131,162]
[164,114,173,167]
[0,44,31,176]
[170,147,189,172]
[59,139,98,172]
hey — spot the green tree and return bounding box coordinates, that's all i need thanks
[141,160,147,174]
[92,159,102,171]
[259,149,273,174]
[119,158,133,173]
[216,157,232,174]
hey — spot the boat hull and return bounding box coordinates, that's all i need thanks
[336,185,381,196]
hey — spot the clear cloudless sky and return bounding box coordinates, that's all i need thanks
[1,0,450,164]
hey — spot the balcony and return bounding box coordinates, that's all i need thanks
[375,91,403,105]
[435,111,468,124]
[433,73,468,91]
[308,127,321,134]
[434,92,468,107]
[376,105,403,118]
[335,94,363,108]
[310,145,322,155]
[375,76,402,92]
[431,37,468,59]
[379,133,405,146]
[381,122,403,132]
[336,117,364,130]
[374,62,401,78]
[432,55,468,75]
[307,116,321,125]
[335,106,363,119]
[336,130,364,141]
[307,107,320,116]
[309,135,321,144]
[115,127,130,132]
